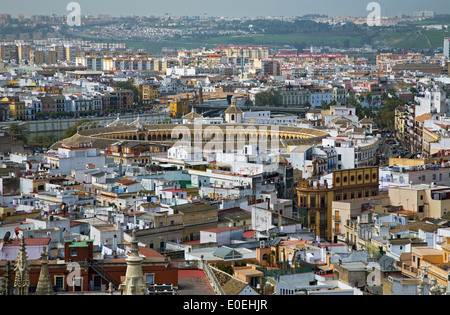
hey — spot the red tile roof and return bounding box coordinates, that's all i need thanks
[201,226,242,234]
[243,230,256,238]
[116,179,139,185]
[1,238,50,247]
[178,269,207,278]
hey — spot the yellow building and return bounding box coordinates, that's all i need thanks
[171,201,218,242]
[2,97,25,120]
[0,206,14,219]
[412,245,449,289]
[135,84,160,105]
[169,96,190,118]
[394,106,407,144]
[297,166,380,241]
[388,184,450,219]
[423,128,440,156]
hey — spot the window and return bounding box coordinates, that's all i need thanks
[55,276,64,292]
[93,275,102,291]
[145,274,155,285]
[70,249,77,257]
[73,278,82,292]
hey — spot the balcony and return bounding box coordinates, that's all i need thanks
[396,262,419,278]
[332,228,343,236]
[333,215,340,222]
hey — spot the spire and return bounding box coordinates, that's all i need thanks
[119,229,149,295]
[0,261,13,295]
[107,282,115,295]
[14,237,30,295]
[35,247,54,295]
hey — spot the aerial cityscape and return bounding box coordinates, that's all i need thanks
[1,0,450,302]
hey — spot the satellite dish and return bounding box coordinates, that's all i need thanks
[3,231,11,243]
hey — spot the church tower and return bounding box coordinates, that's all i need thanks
[225,96,243,124]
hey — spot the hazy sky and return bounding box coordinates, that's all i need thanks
[4,0,450,17]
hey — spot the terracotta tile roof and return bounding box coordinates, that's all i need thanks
[138,246,164,258]
[1,238,50,247]
[202,226,242,234]
[211,267,249,295]
[415,113,432,123]
[390,221,439,234]
[116,179,139,185]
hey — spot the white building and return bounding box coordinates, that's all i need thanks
[414,89,449,117]
[46,145,106,175]
[0,238,50,261]
[90,224,122,248]
[243,111,298,126]
[167,145,203,162]
[444,37,450,59]
[200,227,244,246]
[287,145,337,178]
[380,164,450,190]
[64,94,103,113]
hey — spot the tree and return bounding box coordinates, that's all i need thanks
[61,119,92,140]
[7,123,27,144]
[244,99,254,107]
[29,134,59,150]
[254,89,282,107]
[115,81,139,103]
[375,98,404,130]
[321,100,330,110]
[217,265,234,275]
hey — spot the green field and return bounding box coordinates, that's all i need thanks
[114,28,450,55]
[373,28,450,49]
[90,15,450,54]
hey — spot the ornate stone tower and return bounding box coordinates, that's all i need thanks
[35,247,54,295]
[14,237,30,295]
[119,230,149,295]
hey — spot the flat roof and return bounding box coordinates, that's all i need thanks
[412,247,443,256]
